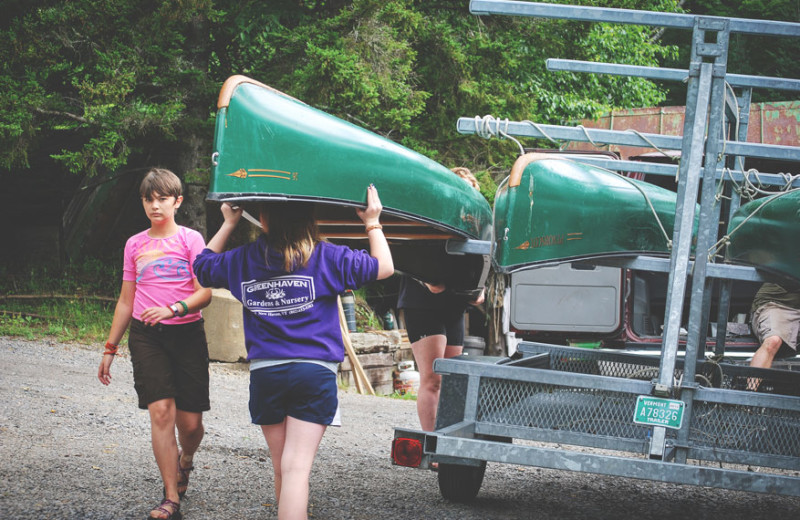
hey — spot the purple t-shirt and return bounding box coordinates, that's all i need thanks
[193,236,378,362]
[123,226,205,324]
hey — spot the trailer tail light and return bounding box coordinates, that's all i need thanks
[391,437,423,467]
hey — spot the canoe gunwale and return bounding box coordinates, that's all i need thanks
[206,192,489,243]
[493,251,675,274]
[217,75,305,110]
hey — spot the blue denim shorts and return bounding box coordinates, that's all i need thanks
[249,362,339,426]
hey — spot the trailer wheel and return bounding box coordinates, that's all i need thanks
[437,462,486,502]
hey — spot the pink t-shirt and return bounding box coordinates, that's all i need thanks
[123,226,206,324]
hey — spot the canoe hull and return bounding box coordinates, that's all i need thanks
[726,190,800,284]
[210,76,492,294]
[493,154,693,272]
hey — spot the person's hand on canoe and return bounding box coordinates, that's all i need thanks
[357,184,383,227]
[221,202,243,225]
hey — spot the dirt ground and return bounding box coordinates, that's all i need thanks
[1,337,798,519]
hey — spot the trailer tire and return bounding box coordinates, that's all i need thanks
[437,462,486,502]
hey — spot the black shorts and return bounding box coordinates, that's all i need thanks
[403,307,465,345]
[128,318,210,412]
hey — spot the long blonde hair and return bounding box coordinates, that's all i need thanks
[259,202,320,272]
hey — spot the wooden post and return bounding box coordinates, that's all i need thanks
[338,296,375,396]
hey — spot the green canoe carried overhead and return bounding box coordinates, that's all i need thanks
[725,189,800,284]
[210,75,492,294]
[493,153,696,273]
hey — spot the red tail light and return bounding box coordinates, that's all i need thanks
[391,437,423,467]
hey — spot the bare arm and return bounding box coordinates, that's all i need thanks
[98,280,135,385]
[206,203,243,253]
[356,185,394,280]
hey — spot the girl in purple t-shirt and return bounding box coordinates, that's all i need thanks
[193,185,393,520]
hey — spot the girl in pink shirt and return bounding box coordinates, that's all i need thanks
[98,168,212,520]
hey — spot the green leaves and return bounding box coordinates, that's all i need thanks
[2,0,689,196]
[1,0,216,176]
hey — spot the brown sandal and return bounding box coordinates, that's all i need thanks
[177,451,194,498]
[147,498,182,520]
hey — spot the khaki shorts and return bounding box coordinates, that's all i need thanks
[752,302,800,352]
[128,318,210,412]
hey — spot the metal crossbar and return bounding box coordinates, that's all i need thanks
[470,0,800,36]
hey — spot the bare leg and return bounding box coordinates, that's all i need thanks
[175,410,204,459]
[175,410,204,493]
[748,335,783,390]
[262,417,327,520]
[262,421,286,506]
[148,398,180,516]
[750,335,783,369]
[412,335,463,431]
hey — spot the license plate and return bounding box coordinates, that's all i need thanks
[633,396,684,429]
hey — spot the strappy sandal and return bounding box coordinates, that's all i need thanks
[147,498,182,520]
[177,451,194,499]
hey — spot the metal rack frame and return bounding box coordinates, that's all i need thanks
[393,1,800,499]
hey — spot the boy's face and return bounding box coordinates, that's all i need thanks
[142,191,183,224]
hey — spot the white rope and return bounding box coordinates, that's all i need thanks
[575,124,603,147]
[520,119,561,146]
[708,186,800,260]
[474,115,526,155]
[476,114,673,250]
[717,81,740,163]
[723,168,800,201]
[591,164,673,250]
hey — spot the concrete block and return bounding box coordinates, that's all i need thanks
[204,288,247,362]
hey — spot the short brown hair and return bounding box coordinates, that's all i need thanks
[139,168,183,199]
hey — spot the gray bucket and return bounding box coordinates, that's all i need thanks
[462,335,486,356]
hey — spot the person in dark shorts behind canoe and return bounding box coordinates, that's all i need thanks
[397,167,485,434]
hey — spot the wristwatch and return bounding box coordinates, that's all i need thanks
[169,303,181,316]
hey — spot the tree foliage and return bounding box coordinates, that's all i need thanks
[662,0,800,104]
[1,0,694,200]
[0,0,219,178]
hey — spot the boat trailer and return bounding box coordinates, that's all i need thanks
[392,1,800,501]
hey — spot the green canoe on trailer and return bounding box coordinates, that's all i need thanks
[493,153,697,273]
[725,189,800,283]
[210,76,492,294]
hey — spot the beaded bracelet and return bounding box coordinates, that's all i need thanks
[365,223,383,233]
[103,341,119,356]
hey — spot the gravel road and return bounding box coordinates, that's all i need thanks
[1,337,798,519]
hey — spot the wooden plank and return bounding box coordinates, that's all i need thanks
[338,296,375,395]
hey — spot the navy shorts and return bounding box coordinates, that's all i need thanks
[403,307,465,345]
[249,362,338,426]
[128,318,210,412]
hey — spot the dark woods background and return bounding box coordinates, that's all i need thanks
[1,0,798,271]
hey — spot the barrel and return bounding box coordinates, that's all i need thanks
[462,335,486,356]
